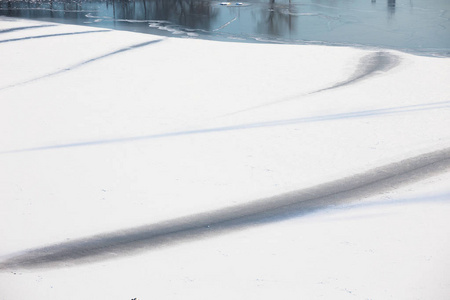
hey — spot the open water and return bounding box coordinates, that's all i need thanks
[1,0,449,56]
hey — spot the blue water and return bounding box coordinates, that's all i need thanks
[1,0,449,56]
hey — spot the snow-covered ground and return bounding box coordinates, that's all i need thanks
[0,16,450,299]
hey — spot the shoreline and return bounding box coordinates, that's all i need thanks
[2,15,450,58]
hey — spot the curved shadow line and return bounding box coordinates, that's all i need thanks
[310,51,401,94]
[1,147,450,270]
[0,24,56,34]
[224,51,401,117]
[0,39,164,91]
[3,100,449,154]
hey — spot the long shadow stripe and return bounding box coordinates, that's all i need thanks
[0,24,56,34]
[0,39,164,91]
[1,147,450,270]
[3,100,449,154]
[0,29,109,44]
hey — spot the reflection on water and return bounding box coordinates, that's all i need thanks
[387,0,395,16]
[1,0,449,56]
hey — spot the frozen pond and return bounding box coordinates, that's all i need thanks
[1,0,450,56]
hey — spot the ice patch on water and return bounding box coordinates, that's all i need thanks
[117,19,155,23]
[149,21,182,35]
[85,14,198,37]
[213,17,237,32]
[148,21,197,37]
[85,13,111,20]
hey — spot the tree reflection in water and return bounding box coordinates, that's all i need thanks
[255,0,296,40]
[0,0,217,35]
[1,0,449,56]
[0,0,300,40]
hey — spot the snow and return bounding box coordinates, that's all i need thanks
[1,16,450,299]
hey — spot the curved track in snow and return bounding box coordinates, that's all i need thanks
[1,147,450,270]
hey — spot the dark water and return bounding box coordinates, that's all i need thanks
[1,0,450,56]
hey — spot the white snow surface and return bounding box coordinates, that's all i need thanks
[0,17,450,299]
